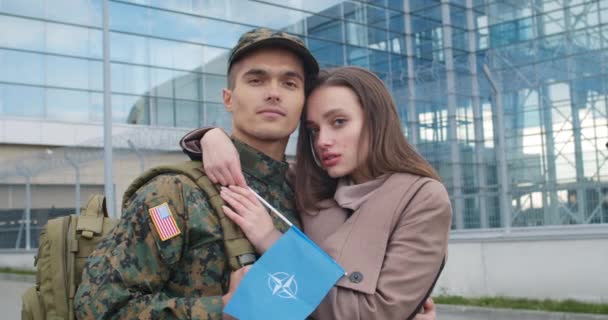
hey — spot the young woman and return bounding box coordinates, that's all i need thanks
[190,67,451,320]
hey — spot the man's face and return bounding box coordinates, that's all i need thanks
[223,48,305,144]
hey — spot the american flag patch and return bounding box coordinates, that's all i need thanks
[148,203,181,241]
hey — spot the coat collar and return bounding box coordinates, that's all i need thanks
[303,174,423,294]
[334,175,389,211]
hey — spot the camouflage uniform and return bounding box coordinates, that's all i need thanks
[74,139,300,319]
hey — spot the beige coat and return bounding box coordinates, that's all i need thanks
[302,173,452,320]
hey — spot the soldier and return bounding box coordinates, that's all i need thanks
[74,28,318,319]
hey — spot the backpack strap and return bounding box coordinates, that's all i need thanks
[76,195,107,239]
[67,216,78,320]
[122,161,256,271]
[47,217,70,318]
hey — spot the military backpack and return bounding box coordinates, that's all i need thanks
[21,161,256,320]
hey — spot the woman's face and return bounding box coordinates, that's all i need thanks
[305,85,370,183]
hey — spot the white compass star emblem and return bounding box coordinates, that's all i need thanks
[267,272,298,299]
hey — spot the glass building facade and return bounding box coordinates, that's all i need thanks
[1,0,607,232]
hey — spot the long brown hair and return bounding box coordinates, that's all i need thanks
[295,67,440,211]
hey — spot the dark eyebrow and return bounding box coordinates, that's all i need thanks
[283,70,304,83]
[242,68,268,77]
[322,108,345,119]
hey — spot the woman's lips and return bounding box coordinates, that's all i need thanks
[321,153,341,167]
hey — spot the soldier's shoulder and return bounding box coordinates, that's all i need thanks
[142,173,200,191]
[126,173,208,209]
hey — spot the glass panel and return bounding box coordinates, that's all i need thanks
[145,0,201,13]
[175,99,200,128]
[150,68,174,98]
[343,1,361,20]
[199,0,308,35]
[46,56,95,90]
[110,2,149,34]
[112,94,143,124]
[0,50,44,86]
[369,49,389,74]
[368,27,388,50]
[172,42,204,71]
[111,32,149,65]
[46,23,102,58]
[542,8,565,35]
[345,22,368,46]
[90,92,104,122]
[388,0,404,11]
[174,72,202,101]
[149,38,174,69]
[204,74,226,103]
[389,12,404,33]
[46,89,91,122]
[0,15,44,51]
[0,0,44,17]
[449,5,467,29]
[411,11,442,34]
[111,63,150,96]
[89,61,103,91]
[156,97,175,127]
[367,0,387,7]
[389,32,405,54]
[345,24,388,50]
[126,95,149,125]
[237,0,338,14]
[203,46,229,75]
[307,15,343,42]
[200,19,251,48]
[148,9,204,43]
[347,45,369,67]
[149,38,204,71]
[204,102,231,129]
[0,83,44,118]
[47,0,102,26]
[309,38,344,67]
[412,3,442,21]
[368,5,388,29]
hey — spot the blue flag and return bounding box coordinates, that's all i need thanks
[224,226,345,320]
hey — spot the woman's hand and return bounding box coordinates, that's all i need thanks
[201,128,247,187]
[413,298,437,320]
[220,186,281,253]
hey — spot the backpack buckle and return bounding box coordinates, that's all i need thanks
[81,230,94,239]
[237,253,256,266]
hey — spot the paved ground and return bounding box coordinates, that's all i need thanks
[2,277,607,320]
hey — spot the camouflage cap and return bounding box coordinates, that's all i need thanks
[229,28,319,78]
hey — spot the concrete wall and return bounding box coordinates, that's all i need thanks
[436,227,608,303]
[0,250,36,270]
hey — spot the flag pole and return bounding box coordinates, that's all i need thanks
[247,187,293,227]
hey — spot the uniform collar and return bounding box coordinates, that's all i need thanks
[233,138,289,186]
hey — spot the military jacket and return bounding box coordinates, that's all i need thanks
[74,139,300,319]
